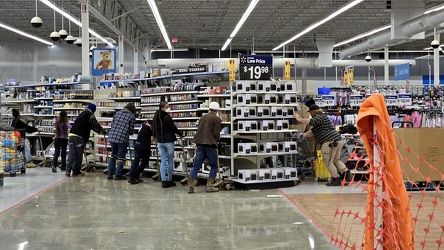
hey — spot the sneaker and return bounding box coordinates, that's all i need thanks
[188,187,194,194]
[168,181,176,187]
[51,167,57,173]
[107,174,114,180]
[136,178,143,183]
[326,178,342,186]
[344,170,353,182]
[114,175,126,180]
[128,177,139,184]
[162,181,172,188]
[72,171,85,177]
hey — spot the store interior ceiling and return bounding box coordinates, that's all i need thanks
[0,0,444,56]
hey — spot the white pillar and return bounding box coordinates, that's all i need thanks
[133,47,139,74]
[118,35,124,75]
[384,45,389,85]
[81,1,90,76]
[434,29,440,87]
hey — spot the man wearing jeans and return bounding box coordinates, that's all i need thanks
[67,104,105,177]
[106,103,136,180]
[188,102,222,193]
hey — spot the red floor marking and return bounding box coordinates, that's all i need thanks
[278,189,333,239]
[0,178,68,214]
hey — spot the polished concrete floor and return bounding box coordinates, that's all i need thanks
[0,168,338,250]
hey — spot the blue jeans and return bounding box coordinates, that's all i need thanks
[158,142,175,181]
[190,144,218,179]
[107,142,128,177]
[67,136,84,174]
[53,138,68,170]
[20,138,31,163]
[129,142,150,178]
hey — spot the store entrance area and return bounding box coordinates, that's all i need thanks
[0,168,337,250]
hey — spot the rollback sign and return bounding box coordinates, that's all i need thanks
[239,55,272,80]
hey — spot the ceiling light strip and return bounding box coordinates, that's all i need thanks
[147,0,172,49]
[334,25,391,47]
[273,0,364,51]
[221,0,260,51]
[0,22,54,46]
[424,4,444,14]
[39,0,112,46]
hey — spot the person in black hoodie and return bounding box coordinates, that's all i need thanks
[67,104,106,177]
[152,101,183,188]
[128,120,154,184]
[11,109,39,167]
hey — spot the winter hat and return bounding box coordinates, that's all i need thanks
[87,103,96,113]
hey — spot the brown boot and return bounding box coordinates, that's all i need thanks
[206,177,220,192]
[188,178,196,193]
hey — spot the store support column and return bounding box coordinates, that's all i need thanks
[133,47,139,74]
[434,28,440,87]
[81,1,90,77]
[118,36,124,75]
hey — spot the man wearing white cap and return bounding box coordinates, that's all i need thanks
[187,102,222,193]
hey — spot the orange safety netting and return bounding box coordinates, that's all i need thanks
[331,93,444,250]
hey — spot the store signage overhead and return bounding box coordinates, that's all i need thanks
[239,55,272,80]
[394,63,410,81]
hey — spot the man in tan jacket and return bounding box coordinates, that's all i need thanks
[188,102,222,193]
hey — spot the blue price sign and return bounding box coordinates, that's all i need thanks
[239,55,272,80]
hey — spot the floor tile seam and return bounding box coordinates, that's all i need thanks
[278,188,333,240]
[0,177,68,215]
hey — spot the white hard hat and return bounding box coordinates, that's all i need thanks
[209,102,220,110]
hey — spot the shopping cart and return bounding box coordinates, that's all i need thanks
[293,132,315,181]
[0,128,26,176]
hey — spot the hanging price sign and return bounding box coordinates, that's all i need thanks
[239,55,272,80]
[385,95,398,106]
[397,93,412,106]
[349,95,364,107]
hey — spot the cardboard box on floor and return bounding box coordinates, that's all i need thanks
[393,128,444,181]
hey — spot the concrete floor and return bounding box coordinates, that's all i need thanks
[0,168,338,250]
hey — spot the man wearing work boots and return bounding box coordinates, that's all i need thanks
[188,102,222,193]
[294,104,352,186]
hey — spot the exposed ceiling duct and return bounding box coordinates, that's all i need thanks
[338,8,444,59]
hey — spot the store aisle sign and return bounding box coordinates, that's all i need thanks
[394,63,410,81]
[349,95,364,107]
[239,55,272,80]
[91,48,117,76]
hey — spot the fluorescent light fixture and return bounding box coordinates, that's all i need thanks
[0,21,54,46]
[221,0,260,51]
[273,0,364,51]
[39,0,112,46]
[424,4,444,14]
[334,25,391,47]
[147,0,172,49]
[151,48,188,52]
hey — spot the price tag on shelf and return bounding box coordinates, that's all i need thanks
[239,55,272,80]
[321,95,336,107]
[384,95,398,106]
[349,95,364,107]
[397,93,412,106]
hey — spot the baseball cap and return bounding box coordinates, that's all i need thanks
[308,104,320,112]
